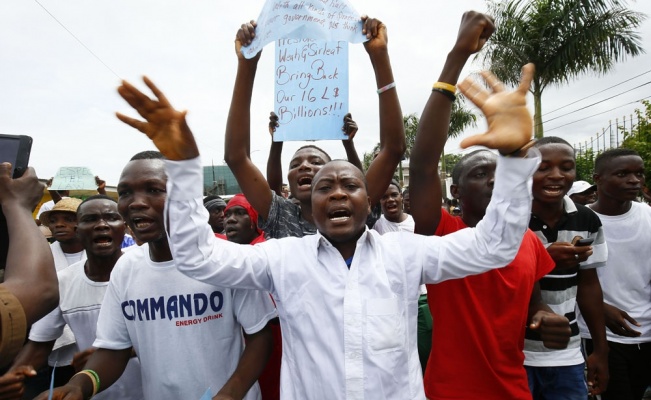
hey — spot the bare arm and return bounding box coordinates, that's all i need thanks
[361,16,406,205]
[577,269,609,395]
[214,324,273,400]
[341,113,363,172]
[0,164,58,326]
[266,112,284,197]
[9,340,54,372]
[224,21,273,220]
[411,12,494,235]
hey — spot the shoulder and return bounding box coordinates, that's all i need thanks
[565,202,602,232]
[633,201,651,215]
[57,259,85,280]
[111,246,146,279]
[436,210,464,236]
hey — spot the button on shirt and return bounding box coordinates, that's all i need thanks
[164,155,540,400]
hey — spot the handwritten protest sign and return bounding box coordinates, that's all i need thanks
[274,38,349,141]
[244,0,367,140]
[242,0,366,59]
[50,167,96,190]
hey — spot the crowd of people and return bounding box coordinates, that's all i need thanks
[1,10,650,400]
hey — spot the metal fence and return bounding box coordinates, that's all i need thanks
[573,114,641,155]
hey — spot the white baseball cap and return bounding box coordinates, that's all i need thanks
[568,181,596,196]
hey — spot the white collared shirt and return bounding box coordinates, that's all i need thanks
[164,154,540,400]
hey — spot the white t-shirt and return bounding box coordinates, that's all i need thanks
[372,214,415,234]
[578,201,651,344]
[29,261,143,400]
[46,242,87,366]
[94,244,277,400]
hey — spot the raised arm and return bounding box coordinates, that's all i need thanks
[361,16,407,205]
[115,75,273,291]
[421,64,538,282]
[224,21,274,220]
[341,113,364,172]
[266,112,284,197]
[0,163,58,327]
[411,12,494,235]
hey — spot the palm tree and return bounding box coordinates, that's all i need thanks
[481,0,645,138]
[363,97,476,183]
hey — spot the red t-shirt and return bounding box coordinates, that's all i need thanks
[423,209,554,400]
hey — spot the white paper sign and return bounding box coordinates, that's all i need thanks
[50,167,96,190]
[242,0,366,59]
[273,39,349,141]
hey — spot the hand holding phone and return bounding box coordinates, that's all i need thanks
[572,236,595,247]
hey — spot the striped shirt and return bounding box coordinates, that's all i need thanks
[524,196,607,366]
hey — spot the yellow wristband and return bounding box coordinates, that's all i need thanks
[73,370,100,398]
[432,81,457,94]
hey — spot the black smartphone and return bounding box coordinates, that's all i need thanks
[0,134,34,269]
[574,237,594,246]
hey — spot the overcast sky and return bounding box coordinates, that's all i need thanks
[1,0,649,186]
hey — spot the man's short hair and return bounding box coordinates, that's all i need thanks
[295,145,331,162]
[388,179,401,192]
[402,187,409,196]
[130,151,164,161]
[594,148,640,175]
[534,136,574,156]
[451,149,491,184]
[79,194,116,209]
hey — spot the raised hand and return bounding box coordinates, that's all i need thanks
[529,310,571,349]
[342,113,358,141]
[604,303,641,337]
[235,20,260,61]
[458,63,534,154]
[268,111,279,137]
[361,15,388,55]
[116,77,199,161]
[452,11,495,57]
[0,163,44,211]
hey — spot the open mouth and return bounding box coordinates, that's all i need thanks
[542,185,565,196]
[131,216,155,230]
[328,208,351,222]
[93,235,114,247]
[297,176,313,189]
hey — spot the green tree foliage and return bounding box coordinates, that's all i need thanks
[441,153,463,178]
[362,97,476,175]
[575,148,597,182]
[620,100,651,188]
[481,0,645,138]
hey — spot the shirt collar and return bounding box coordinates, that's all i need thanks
[563,195,578,215]
[314,227,372,252]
